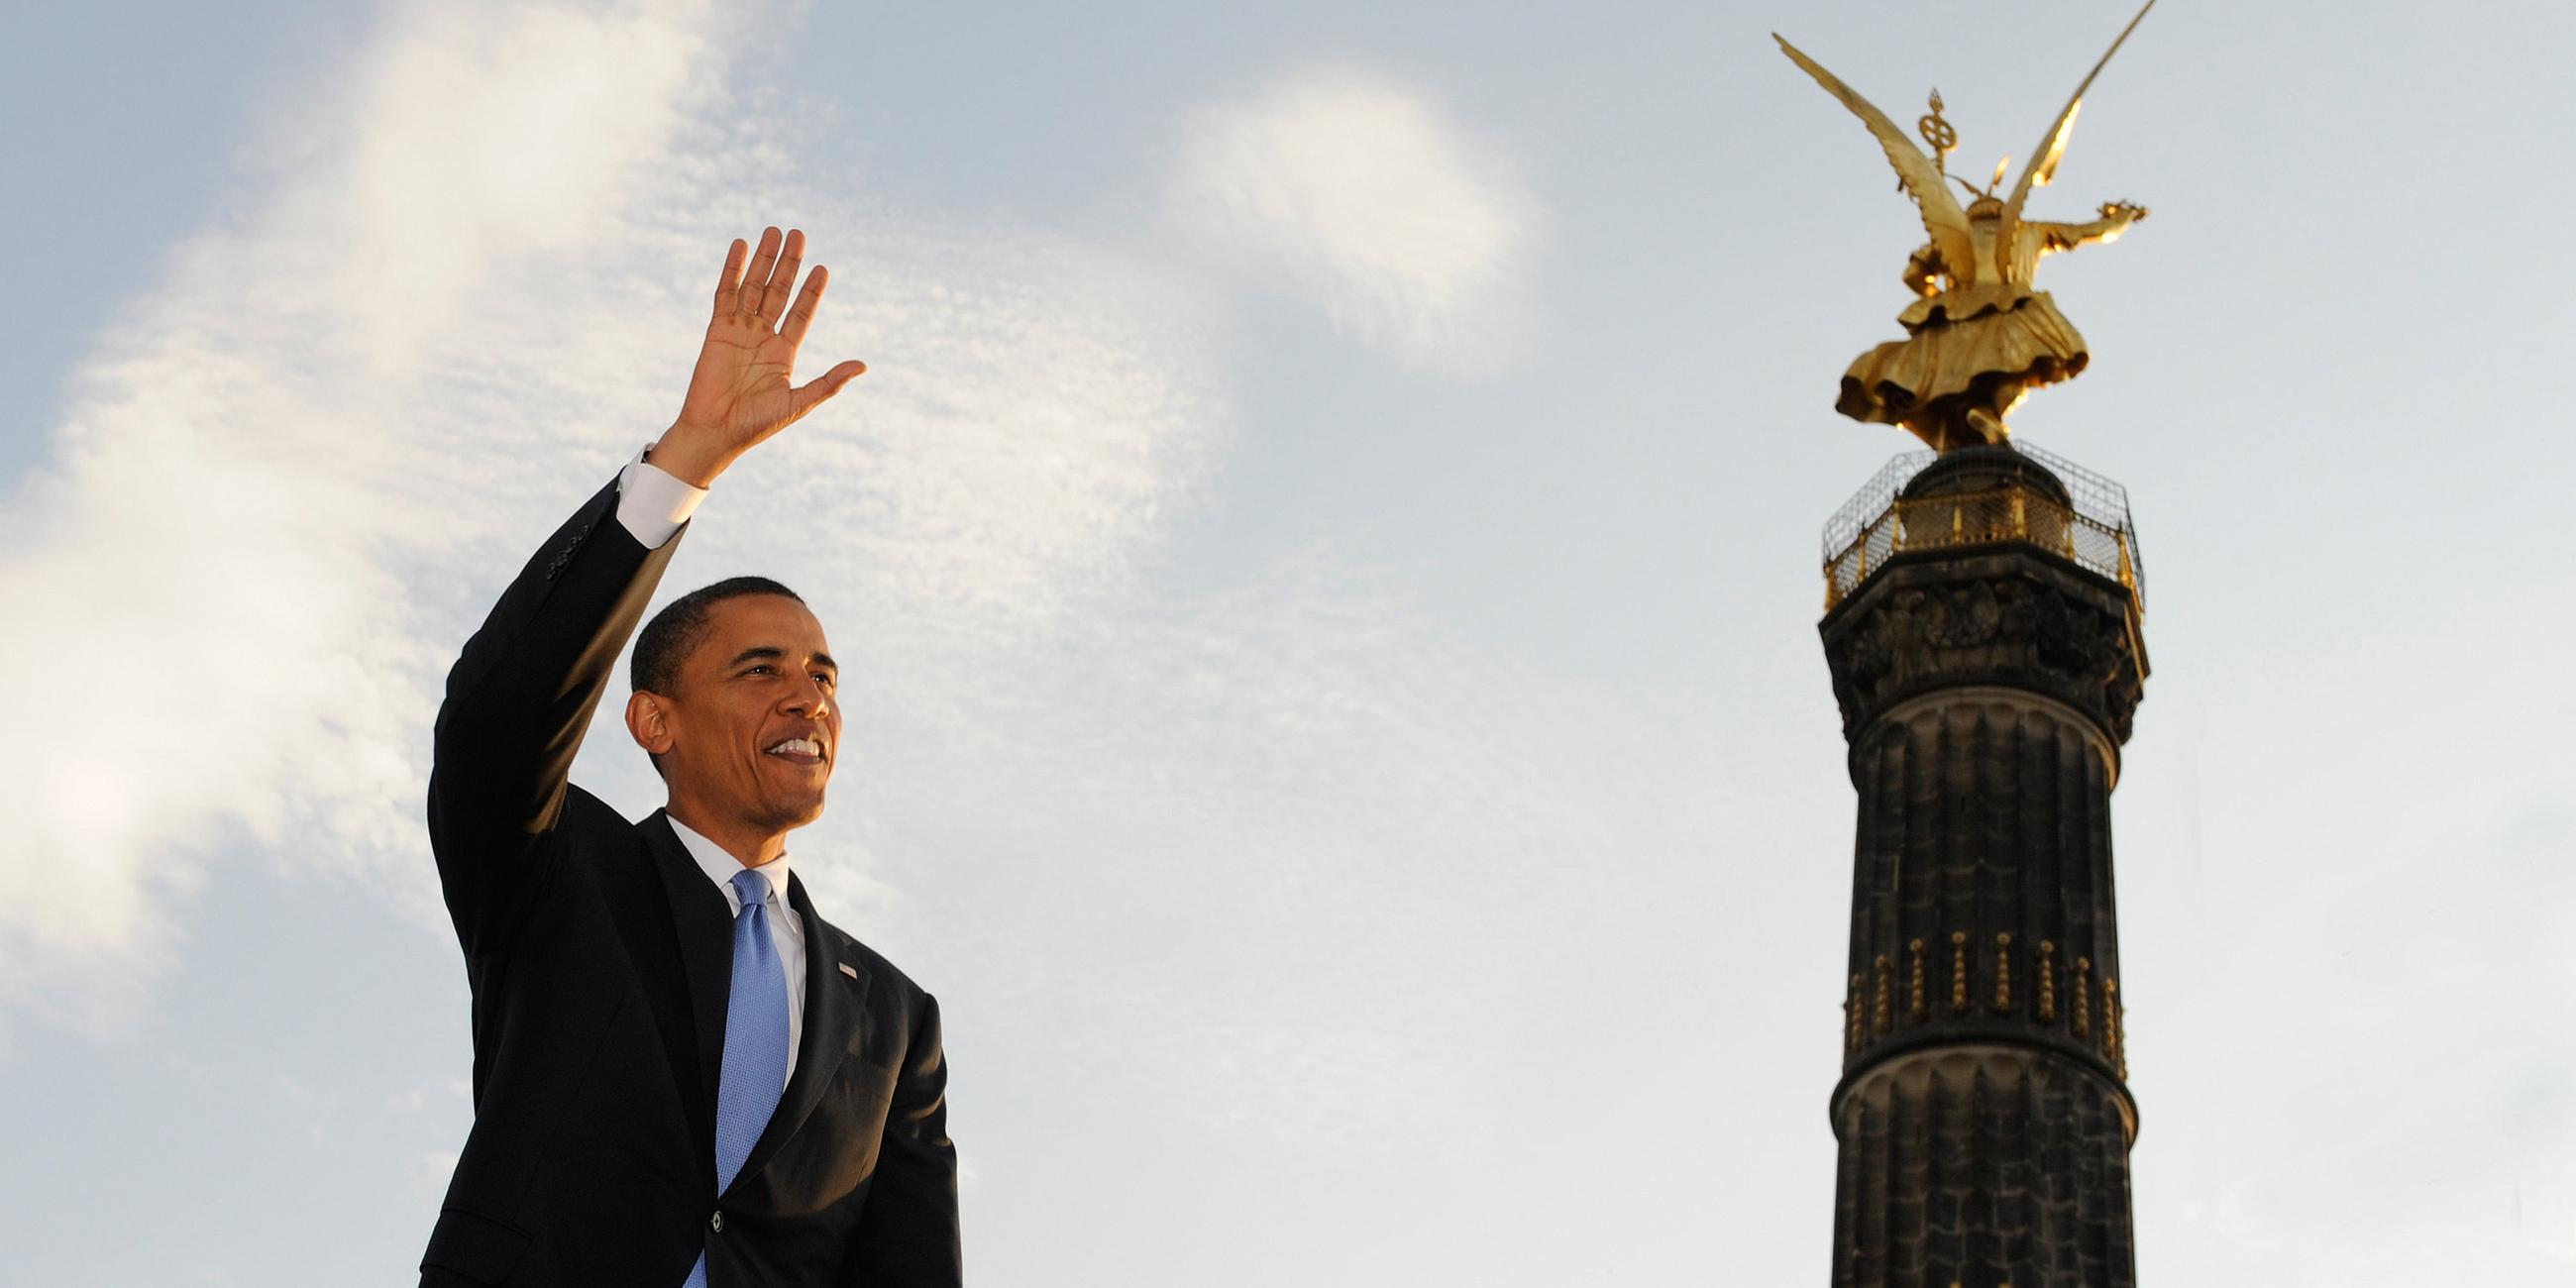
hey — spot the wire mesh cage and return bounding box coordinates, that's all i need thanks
[1820,441,2145,612]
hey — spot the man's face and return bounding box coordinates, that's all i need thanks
[648,593,842,836]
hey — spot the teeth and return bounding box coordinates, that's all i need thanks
[768,738,822,756]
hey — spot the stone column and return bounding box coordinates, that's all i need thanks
[1817,446,2149,1288]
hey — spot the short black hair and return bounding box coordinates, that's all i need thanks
[630,576,805,696]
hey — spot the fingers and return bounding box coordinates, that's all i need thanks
[714,225,845,346]
[737,227,784,319]
[721,226,825,327]
[757,229,805,323]
[711,237,748,315]
[780,263,830,349]
[787,360,868,421]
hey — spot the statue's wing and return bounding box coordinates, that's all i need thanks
[1775,35,1972,279]
[1999,0,2156,280]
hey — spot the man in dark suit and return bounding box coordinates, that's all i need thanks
[421,226,960,1286]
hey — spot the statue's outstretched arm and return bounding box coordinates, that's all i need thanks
[1901,244,1945,297]
[2038,201,2149,255]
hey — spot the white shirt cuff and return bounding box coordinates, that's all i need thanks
[615,445,708,550]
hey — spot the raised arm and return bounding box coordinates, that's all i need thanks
[2035,200,2149,257]
[425,227,867,954]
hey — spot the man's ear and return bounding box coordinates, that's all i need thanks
[626,691,675,758]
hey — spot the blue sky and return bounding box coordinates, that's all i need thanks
[3,0,2571,1283]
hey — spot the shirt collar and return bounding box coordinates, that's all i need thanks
[665,813,792,912]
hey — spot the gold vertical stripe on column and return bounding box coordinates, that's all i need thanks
[2104,978,2124,1075]
[2073,957,2093,1040]
[1908,938,1928,1021]
[1845,974,1863,1055]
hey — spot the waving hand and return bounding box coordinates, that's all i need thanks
[649,226,868,487]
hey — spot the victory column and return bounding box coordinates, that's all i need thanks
[1780,5,2160,1284]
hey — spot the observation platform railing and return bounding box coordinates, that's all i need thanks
[1820,443,2145,614]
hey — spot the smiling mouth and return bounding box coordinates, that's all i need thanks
[764,736,828,767]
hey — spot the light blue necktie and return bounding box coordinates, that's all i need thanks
[684,868,792,1288]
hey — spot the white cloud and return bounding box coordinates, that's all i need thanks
[321,0,715,376]
[1169,63,1538,376]
[876,550,1725,1153]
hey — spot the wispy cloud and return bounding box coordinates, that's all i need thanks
[857,549,1731,1153]
[1168,63,1539,376]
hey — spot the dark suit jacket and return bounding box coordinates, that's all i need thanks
[419,474,961,1287]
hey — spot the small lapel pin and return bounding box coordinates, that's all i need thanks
[838,962,859,979]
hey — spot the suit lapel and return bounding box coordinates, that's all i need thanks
[640,810,732,1157]
[731,872,872,1192]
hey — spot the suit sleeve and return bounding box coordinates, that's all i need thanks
[841,992,963,1287]
[425,472,688,956]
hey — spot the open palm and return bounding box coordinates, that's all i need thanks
[656,226,866,486]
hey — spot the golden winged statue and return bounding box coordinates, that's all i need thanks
[1778,1,2154,452]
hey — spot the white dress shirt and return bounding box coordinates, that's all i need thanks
[614,448,805,1090]
[615,446,709,549]
[664,813,808,1088]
